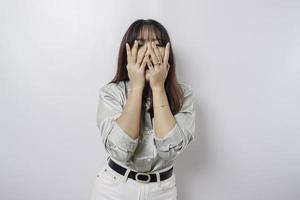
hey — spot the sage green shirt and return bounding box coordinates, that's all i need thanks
[96,80,195,173]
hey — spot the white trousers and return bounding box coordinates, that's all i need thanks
[90,162,177,200]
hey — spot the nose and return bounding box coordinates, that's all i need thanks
[138,41,153,56]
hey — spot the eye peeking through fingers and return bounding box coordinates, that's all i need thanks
[137,42,164,47]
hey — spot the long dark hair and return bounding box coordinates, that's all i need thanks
[108,19,184,117]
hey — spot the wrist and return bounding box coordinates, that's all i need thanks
[131,84,144,91]
[151,86,165,93]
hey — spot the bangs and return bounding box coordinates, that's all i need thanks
[136,24,165,46]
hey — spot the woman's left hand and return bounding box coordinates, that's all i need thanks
[146,41,170,90]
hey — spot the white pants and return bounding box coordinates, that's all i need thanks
[90,162,177,200]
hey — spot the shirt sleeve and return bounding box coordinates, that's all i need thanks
[96,83,139,162]
[153,83,196,161]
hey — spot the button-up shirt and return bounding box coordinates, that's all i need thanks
[96,80,196,173]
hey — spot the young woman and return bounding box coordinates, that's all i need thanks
[90,19,196,200]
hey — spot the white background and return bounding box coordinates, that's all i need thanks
[1,0,299,199]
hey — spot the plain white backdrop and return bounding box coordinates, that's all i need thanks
[1,0,299,199]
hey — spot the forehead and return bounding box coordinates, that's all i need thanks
[136,26,161,41]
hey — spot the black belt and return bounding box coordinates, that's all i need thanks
[108,158,173,183]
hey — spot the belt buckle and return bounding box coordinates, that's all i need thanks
[135,172,151,183]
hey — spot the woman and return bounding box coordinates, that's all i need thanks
[90,19,196,200]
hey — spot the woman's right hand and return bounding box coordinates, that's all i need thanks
[126,40,149,90]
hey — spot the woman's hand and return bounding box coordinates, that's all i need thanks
[146,41,170,90]
[126,40,148,90]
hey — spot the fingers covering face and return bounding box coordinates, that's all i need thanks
[140,54,149,71]
[126,40,170,67]
[151,42,163,64]
[137,45,148,64]
[125,43,131,63]
[147,59,155,72]
[163,42,170,64]
[131,40,139,63]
